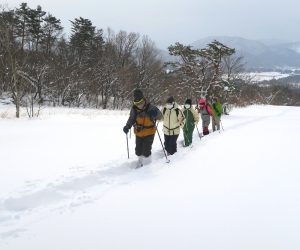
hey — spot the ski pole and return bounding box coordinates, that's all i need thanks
[126,133,129,159]
[195,124,202,140]
[129,127,132,139]
[155,122,170,163]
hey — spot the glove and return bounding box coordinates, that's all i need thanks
[123,126,129,134]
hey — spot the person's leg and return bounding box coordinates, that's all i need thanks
[135,136,143,156]
[216,116,221,130]
[136,155,144,168]
[202,120,209,135]
[188,127,194,144]
[205,119,210,135]
[142,134,155,158]
[135,136,144,167]
[169,134,179,155]
[203,127,209,135]
[212,118,216,132]
[164,134,171,155]
[183,129,189,146]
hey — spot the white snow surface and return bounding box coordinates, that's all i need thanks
[247,72,290,82]
[0,105,299,250]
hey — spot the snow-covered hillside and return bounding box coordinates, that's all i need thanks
[190,36,300,69]
[247,72,290,82]
[0,105,299,250]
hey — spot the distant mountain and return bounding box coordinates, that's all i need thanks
[192,36,300,69]
[273,42,300,54]
[159,36,300,70]
[258,39,291,46]
[157,49,178,63]
[192,36,268,56]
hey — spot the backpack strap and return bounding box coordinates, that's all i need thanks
[175,108,179,117]
[164,107,184,122]
[163,107,179,117]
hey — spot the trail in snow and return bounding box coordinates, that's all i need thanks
[0,105,298,246]
[0,125,213,238]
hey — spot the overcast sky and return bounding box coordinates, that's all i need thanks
[4,0,300,49]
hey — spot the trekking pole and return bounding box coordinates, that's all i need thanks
[129,128,132,139]
[126,133,129,159]
[195,124,202,140]
[154,122,170,163]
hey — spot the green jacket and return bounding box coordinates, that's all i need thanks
[182,107,199,132]
[211,101,223,117]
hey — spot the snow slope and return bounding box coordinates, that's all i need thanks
[0,105,299,250]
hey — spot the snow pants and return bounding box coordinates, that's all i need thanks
[164,134,179,155]
[135,134,155,157]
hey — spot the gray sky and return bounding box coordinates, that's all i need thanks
[4,0,300,49]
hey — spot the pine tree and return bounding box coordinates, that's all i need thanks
[198,40,235,97]
[41,14,63,55]
[15,2,30,51]
[70,17,102,61]
[27,5,46,51]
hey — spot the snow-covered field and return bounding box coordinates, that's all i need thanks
[247,72,290,82]
[0,105,299,250]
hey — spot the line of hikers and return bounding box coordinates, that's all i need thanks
[123,89,223,167]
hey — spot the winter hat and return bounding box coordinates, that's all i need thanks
[133,89,144,103]
[166,96,175,104]
[185,99,192,105]
[199,98,206,105]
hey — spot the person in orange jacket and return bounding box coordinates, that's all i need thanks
[123,89,162,167]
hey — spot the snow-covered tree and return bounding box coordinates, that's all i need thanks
[167,40,235,103]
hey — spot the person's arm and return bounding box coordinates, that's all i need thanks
[178,109,185,127]
[154,106,163,121]
[147,105,163,122]
[192,108,200,123]
[125,107,137,129]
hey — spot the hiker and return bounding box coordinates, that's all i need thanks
[162,96,185,155]
[197,98,214,136]
[211,96,223,131]
[182,99,199,146]
[123,89,162,167]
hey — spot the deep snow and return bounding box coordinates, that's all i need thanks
[0,105,299,250]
